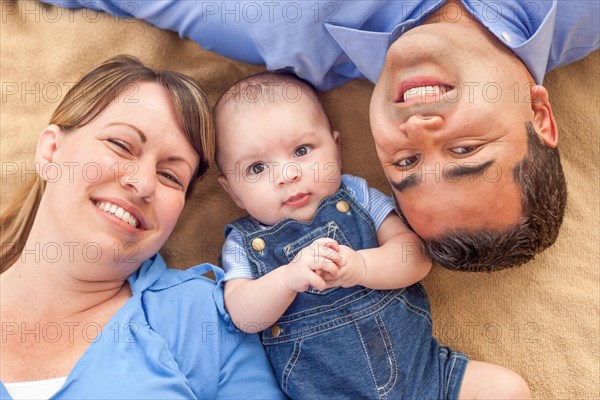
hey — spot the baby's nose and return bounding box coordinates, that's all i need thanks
[277,163,302,185]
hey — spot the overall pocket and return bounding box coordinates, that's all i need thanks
[283,221,352,295]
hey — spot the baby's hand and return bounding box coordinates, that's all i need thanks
[323,245,367,289]
[284,238,341,292]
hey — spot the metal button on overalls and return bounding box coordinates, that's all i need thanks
[336,200,350,213]
[271,324,282,338]
[251,238,266,252]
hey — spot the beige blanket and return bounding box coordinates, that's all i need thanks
[1,1,598,397]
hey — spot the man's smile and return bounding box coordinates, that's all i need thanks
[396,76,454,103]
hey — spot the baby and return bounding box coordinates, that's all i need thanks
[214,73,530,399]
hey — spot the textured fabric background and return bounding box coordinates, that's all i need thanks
[1,1,598,397]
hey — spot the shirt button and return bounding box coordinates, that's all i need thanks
[251,238,266,252]
[336,200,350,213]
[271,324,282,338]
[502,32,511,42]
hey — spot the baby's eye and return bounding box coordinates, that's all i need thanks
[395,155,420,169]
[294,145,312,157]
[451,146,479,155]
[249,163,267,175]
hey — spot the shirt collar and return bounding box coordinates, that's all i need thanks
[325,0,556,85]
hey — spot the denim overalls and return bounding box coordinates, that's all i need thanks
[225,185,468,399]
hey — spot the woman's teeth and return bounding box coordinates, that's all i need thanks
[94,201,139,227]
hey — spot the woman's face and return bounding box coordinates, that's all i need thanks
[37,82,200,277]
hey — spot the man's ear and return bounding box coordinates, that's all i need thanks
[217,175,245,210]
[530,85,558,148]
[35,124,62,179]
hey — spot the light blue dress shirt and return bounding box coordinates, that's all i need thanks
[42,0,599,89]
[0,255,285,399]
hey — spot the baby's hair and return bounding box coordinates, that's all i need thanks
[214,71,333,168]
[214,72,332,129]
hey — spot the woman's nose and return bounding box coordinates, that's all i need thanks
[120,162,156,201]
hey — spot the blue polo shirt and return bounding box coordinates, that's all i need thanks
[0,255,285,399]
[41,0,599,88]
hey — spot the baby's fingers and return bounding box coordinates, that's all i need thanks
[315,258,339,276]
[311,238,339,257]
[322,247,342,265]
[313,243,341,265]
[324,278,342,289]
[319,271,337,281]
[311,237,339,249]
[308,272,328,292]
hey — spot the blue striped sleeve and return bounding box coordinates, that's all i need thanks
[341,174,395,231]
[367,186,395,230]
[221,229,254,281]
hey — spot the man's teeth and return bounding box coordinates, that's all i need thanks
[94,201,139,227]
[403,85,444,102]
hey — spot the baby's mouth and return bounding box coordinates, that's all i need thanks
[284,193,311,207]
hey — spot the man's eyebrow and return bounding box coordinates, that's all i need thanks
[443,160,495,180]
[391,173,419,193]
[391,160,496,193]
[106,122,147,143]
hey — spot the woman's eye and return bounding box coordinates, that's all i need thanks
[108,138,132,154]
[451,146,478,155]
[249,163,267,175]
[158,171,183,187]
[396,155,420,168]
[294,145,312,157]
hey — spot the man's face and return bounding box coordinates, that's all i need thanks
[370,20,536,239]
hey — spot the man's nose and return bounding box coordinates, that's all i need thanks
[399,115,444,137]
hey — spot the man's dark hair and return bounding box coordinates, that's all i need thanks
[397,122,567,272]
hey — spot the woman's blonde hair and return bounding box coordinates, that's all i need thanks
[1,55,214,271]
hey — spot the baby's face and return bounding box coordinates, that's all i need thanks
[217,95,342,226]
